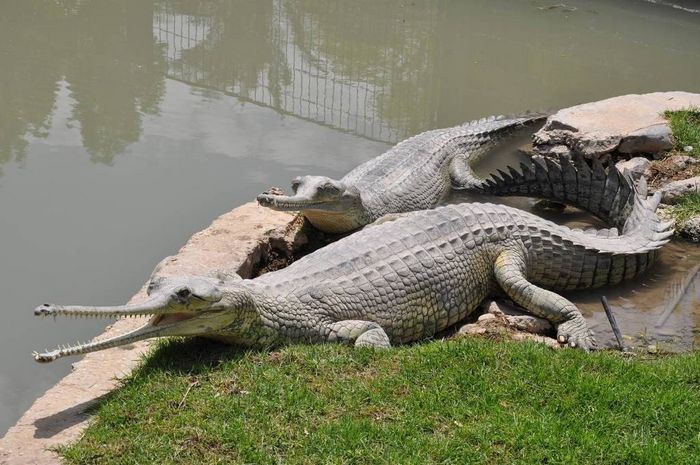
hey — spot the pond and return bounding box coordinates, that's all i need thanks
[1,0,699,435]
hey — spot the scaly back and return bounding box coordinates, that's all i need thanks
[344,113,548,217]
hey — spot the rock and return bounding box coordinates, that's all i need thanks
[506,315,553,334]
[660,176,700,204]
[533,91,700,157]
[468,299,555,338]
[616,157,651,180]
[483,299,524,317]
[486,300,554,334]
[666,154,699,171]
[535,144,572,157]
[684,146,694,153]
[618,124,673,154]
[477,312,497,322]
[676,216,700,242]
[457,323,487,336]
[457,319,559,349]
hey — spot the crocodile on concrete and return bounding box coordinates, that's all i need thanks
[33,173,672,361]
[257,113,548,233]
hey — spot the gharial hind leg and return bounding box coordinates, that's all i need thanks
[493,249,597,351]
[449,154,482,191]
[326,320,391,348]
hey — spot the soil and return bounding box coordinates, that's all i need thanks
[647,151,700,190]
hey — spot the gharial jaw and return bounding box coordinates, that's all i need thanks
[256,193,332,211]
[257,176,363,214]
[32,276,249,363]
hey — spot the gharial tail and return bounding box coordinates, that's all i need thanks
[484,154,674,285]
[481,153,639,232]
[451,111,551,190]
[586,177,673,287]
[620,176,674,244]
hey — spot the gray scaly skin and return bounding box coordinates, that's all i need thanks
[482,152,636,232]
[257,113,548,233]
[33,174,672,362]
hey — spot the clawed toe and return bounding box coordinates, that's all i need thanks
[556,323,597,352]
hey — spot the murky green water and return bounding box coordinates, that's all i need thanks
[1,0,699,434]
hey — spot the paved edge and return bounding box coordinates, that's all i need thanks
[0,202,302,465]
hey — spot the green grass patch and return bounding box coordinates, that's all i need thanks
[60,338,700,464]
[665,108,700,157]
[668,192,700,225]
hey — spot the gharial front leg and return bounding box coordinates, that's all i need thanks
[493,248,597,351]
[325,320,392,348]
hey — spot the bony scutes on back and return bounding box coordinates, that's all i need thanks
[32,113,673,361]
[257,113,549,233]
[32,169,672,360]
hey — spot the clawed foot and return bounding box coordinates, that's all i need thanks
[355,328,391,349]
[556,318,597,351]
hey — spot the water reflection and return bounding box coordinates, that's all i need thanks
[3,0,700,171]
[0,0,165,168]
[66,0,166,164]
[0,2,63,173]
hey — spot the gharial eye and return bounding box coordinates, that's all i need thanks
[291,178,302,192]
[176,288,191,299]
[321,183,340,193]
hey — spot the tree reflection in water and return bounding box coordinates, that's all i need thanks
[0,0,165,168]
[0,0,445,171]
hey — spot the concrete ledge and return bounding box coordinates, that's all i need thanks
[0,202,302,465]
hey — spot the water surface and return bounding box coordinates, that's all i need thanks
[2,0,700,434]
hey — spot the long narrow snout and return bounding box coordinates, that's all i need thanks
[33,319,169,363]
[35,296,172,319]
[257,193,325,211]
[32,296,192,363]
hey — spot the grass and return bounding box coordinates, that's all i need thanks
[664,108,700,157]
[668,192,700,225]
[60,338,700,465]
[668,192,700,231]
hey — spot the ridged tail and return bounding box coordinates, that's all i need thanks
[481,153,636,231]
[595,179,673,288]
[451,111,551,190]
[528,170,673,290]
[621,177,674,243]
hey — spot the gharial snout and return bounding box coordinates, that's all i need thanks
[35,303,55,316]
[256,192,324,211]
[257,186,292,209]
[256,192,280,208]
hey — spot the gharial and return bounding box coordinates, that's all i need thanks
[32,158,672,362]
[257,112,548,233]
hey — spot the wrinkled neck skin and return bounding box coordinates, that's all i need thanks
[206,284,281,347]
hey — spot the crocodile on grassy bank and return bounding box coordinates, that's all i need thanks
[32,158,672,360]
[257,113,549,233]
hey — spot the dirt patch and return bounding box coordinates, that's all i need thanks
[253,215,344,277]
[647,152,700,190]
